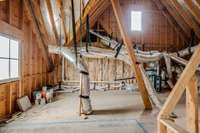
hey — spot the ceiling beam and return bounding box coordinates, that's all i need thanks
[195,0,200,7]
[182,0,200,25]
[110,0,152,109]
[151,0,189,40]
[46,0,59,44]
[167,0,200,38]
[23,0,54,72]
[66,0,110,47]
[56,0,68,44]
[66,0,96,46]
[161,0,191,36]
[86,0,109,31]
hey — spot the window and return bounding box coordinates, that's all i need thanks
[0,35,19,82]
[131,11,142,31]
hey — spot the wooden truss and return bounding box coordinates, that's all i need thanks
[158,42,200,133]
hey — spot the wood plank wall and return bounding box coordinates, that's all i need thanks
[65,57,133,81]
[97,0,186,51]
[0,0,61,118]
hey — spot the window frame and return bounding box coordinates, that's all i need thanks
[131,11,142,31]
[0,33,21,84]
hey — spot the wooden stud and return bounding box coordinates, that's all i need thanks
[7,84,12,114]
[19,0,24,29]
[158,121,167,133]
[186,76,199,133]
[7,0,11,24]
[167,127,173,133]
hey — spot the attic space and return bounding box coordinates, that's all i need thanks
[0,0,200,133]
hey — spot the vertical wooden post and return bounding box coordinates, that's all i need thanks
[110,0,152,109]
[7,0,12,24]
[158,122,167,133]
[167,127,173,133]
[19,0,24,29]
[7,84,12,114]
[46,0,59,44]
[186,76,199,133]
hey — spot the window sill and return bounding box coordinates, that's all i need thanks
[0,78,20,85]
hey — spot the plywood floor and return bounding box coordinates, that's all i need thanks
[0,90,199,133]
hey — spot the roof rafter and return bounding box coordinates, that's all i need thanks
[66,0,96,46]
[167,0,200,38]
[66,0,110,47]
[182,0,200,25]
[161,0,191,36]
[23,0,54,72]
[46,0,59,44]
[196,0,200,7]
[151,0,189,40]
[56,0,68,44]
[89,0,110,27]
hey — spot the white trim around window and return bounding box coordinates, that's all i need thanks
[0,33,21,84]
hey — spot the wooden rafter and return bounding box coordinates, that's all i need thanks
[110,0,152,109]
[46,0,59,44]
[197,0,200,6]
[196,0,200,6]
[66,0,110,47]
[182,0,200,25]
[19,0,24,29]
[161,0,190,36]
[151,0,189,40]
[167,0,200,38]
[23,0,54,72]
[89,0,110,26]
[66,0,96,46]
[56,0,68,43]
